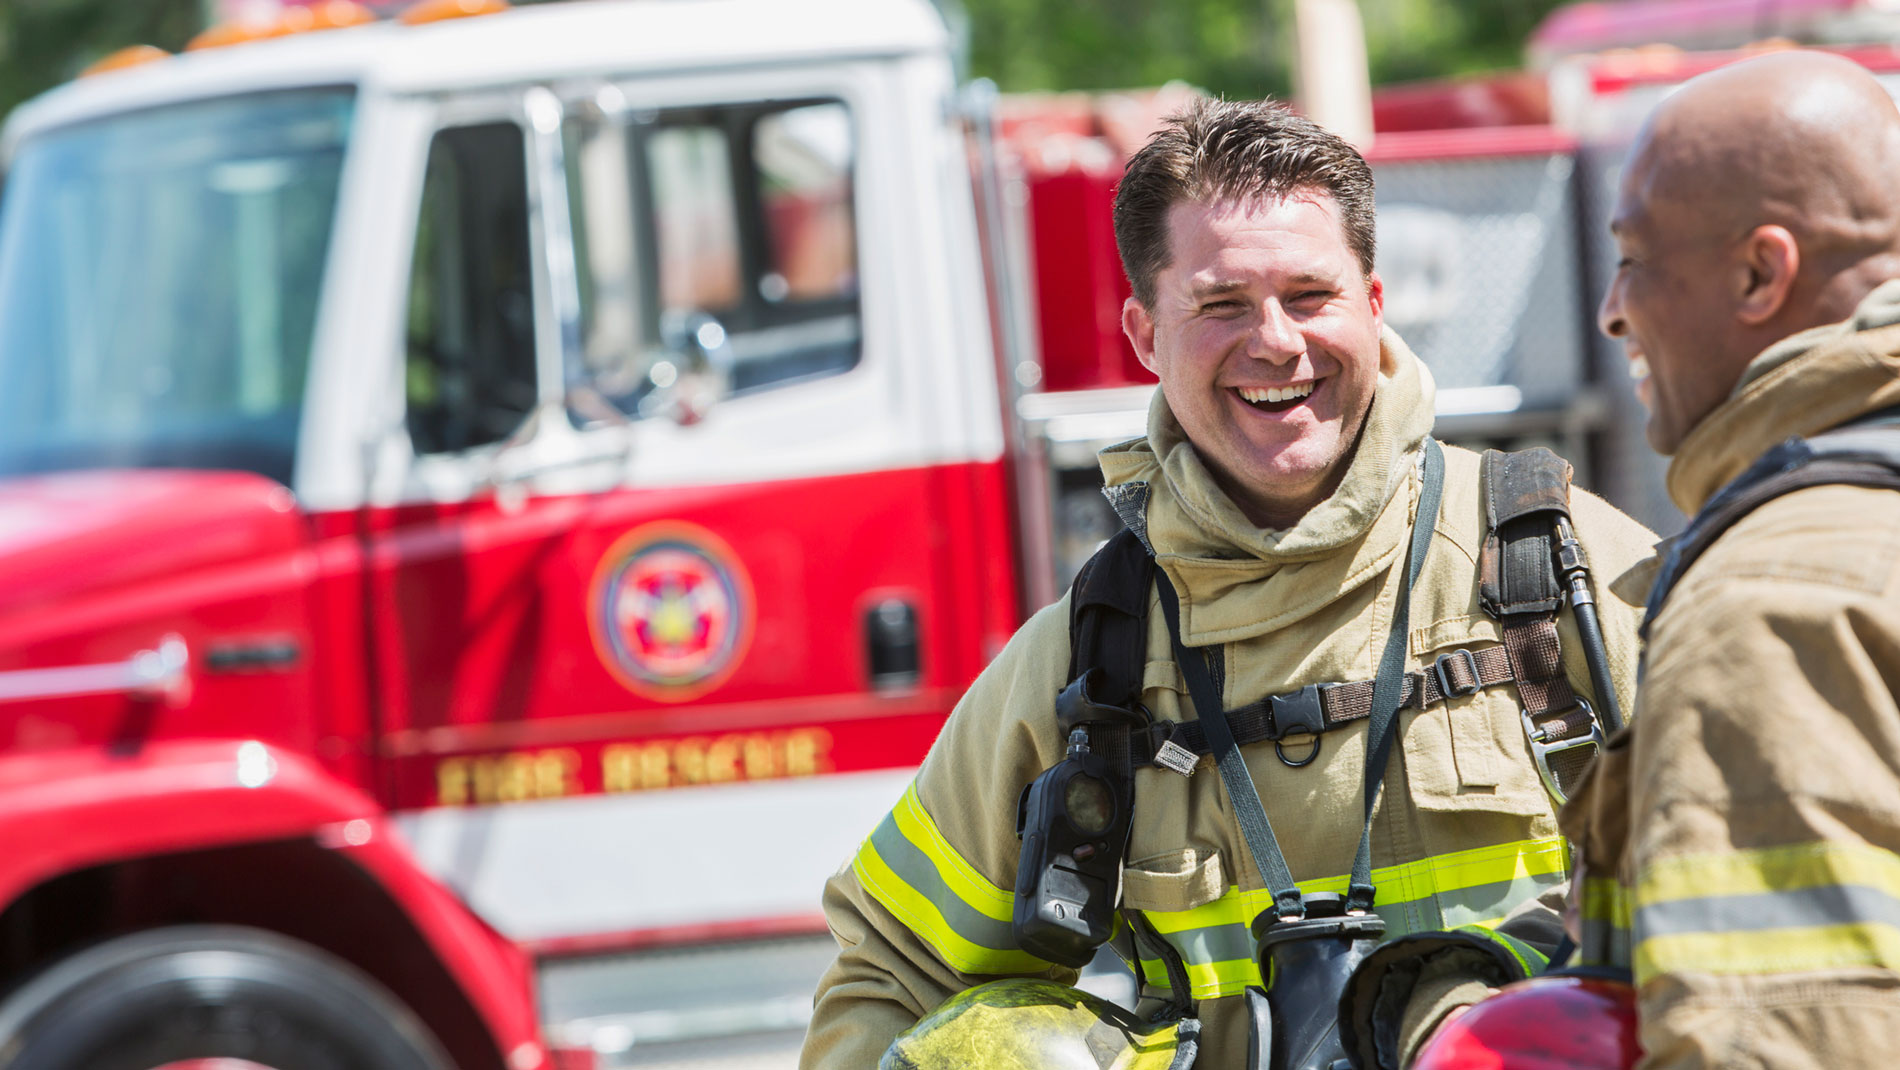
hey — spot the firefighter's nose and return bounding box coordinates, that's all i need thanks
[1598,280,1629,340]
[1252,302,1304,361]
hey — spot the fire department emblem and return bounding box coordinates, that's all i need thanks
[591,525,752,699]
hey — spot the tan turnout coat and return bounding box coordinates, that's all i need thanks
[806,334,1656,1068]
[1564,281,1900,1069]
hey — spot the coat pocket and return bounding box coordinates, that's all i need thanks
[1401,649,1553,817]
[1120,847,1227,914]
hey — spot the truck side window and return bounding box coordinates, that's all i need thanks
[648,126,744,314]
[754,104,858,306]
[405,122,538,456]
[565,98,862,414]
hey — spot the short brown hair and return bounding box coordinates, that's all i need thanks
[1113,98,1376,308]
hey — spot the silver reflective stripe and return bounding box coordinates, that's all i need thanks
[1638,882,1900,939]
[1436,871,1565,928]
[1579,918,1631,967]
[865,810,1020,951]
[1155,920,1255,971]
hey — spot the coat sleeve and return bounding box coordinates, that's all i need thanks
[799,598,1080,1069]
[1343,484,1659,1070]
[1625,484,1900,1070]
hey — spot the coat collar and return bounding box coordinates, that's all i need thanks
[1099,328,1436,644]
[1668,279,1900,514]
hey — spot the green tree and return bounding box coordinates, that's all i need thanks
[964,0,1291,99]
[0,0,201,125]
[960,0,1575,99]
[1361,0,1574,83]
[1,0,1576,129]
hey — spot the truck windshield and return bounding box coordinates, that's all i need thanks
[0,88,353,485]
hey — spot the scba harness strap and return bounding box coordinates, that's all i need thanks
[1018,446,1616,1039]
[1644,405,1900,637]
[1059,447,1610,798]
[1479,448,1621,801]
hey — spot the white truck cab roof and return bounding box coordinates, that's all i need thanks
[4,0,949,156]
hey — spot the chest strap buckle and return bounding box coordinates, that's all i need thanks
[1270,685,1325,767]
[1433,649,1482,700]
[1521,698,1603,804]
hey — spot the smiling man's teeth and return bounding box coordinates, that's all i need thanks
[1628,356,1651,381]
[1238,383,1315,404]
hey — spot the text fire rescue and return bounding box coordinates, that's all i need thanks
[434,727,836,806]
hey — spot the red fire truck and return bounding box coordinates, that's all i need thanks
[4,0,1898,1065]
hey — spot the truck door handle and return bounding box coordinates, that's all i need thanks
[865,599,920,690]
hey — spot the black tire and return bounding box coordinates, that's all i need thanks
[0,925,452,1070]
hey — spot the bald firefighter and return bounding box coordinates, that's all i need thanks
[1557,50,1900,1068]
[803,99,1657,1070]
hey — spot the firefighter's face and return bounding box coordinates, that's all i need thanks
[1599,149,1754,456]
[1124,194,1384,528]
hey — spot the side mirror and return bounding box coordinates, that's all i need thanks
[643,310,735,425]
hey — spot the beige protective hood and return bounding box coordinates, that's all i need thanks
[1669,279,1900,514]
[1097,327,1436,644]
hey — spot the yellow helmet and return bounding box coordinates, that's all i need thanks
[881,979,1197,1070]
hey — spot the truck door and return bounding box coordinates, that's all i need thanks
[371,72,1019,945]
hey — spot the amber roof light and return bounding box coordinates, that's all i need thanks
[187,1,377,51]
[400,0,510,26]
[80,44,172,77]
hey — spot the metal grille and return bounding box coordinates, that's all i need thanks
[1371,152,1586,407]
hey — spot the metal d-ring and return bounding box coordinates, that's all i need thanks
[1275,730,1321,767]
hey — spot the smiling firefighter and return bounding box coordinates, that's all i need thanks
[801,99,1659,1070]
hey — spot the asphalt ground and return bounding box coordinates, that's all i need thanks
[538,935,1138,1068]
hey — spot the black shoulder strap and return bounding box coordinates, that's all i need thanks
[1479,447,1579,717]
[1059,526,1192,997]
[1645,409,1900,635]
[1480,447,1573,619]
[1059,528,1155,777]
[1065,527,1154,703]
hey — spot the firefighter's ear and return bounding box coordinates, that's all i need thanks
[1124,298,1158,373]
[1737,223,1798,327]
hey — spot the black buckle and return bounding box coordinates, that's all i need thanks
[1432,649,1481,702]
[1269,685,1324,768]
[1055,668,1147,736]
[1268,685,1324,738]
[1521,698,1603,803]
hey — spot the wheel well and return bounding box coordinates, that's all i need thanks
[0,839,508,1070]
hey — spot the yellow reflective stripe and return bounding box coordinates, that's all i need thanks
[889,783,1014,922]
[1582,875,1633,925]
[850,783,1053,976]
[1181,955,1259,995]
[1130,837,1567,1000]
[1449,924,1542,976]
[1639,841,1900,907]
[852,833,1049,976]
[1636,923,1900,980]
[1144,836,1569,936]
[1628,842,1900,981]
[1421,836,1570,897]
[1134,955,1261,995]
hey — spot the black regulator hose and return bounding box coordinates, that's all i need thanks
[1553,515,1626,735]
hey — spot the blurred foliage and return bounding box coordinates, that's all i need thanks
[961,0,1576,99]
[0,0,1575,127]
[0,0,202,123]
